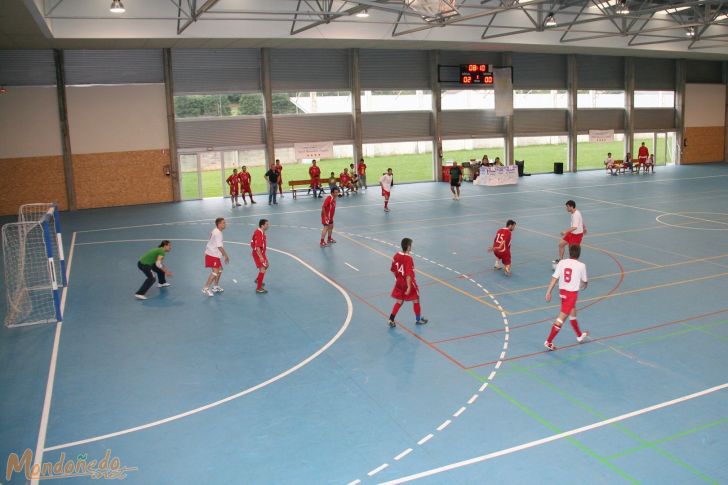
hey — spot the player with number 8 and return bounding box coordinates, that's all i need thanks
[544,244,589,350]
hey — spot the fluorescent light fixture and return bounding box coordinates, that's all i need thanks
[110,0,125,13]
[658,5,691,14]
[685,26,696,36]
[356,8,369,17]
[616,0,629,15]
[544,13,557,26]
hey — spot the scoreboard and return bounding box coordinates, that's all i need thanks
[459,64,494,85]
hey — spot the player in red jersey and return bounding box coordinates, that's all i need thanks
[275,159,284,197]
[487,220,516,276]
[544,244,589,350]
[320,186,339,247]
[226,169,241,208]
[357,158,367,190]
[238,166,256,205]
[388,237,428,328]
[637,142,649,173]
[308,159,322,198]
[251,219,270,294]
[340,168,355,195]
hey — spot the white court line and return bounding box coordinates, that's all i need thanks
[417,434,434,445]
[368,464,389,476]
[31,231,76,485]
[345,262,360,272]
[394,448,413,461]
[44,241,353,452]
[380,382,728,485]
[72,173,728,234]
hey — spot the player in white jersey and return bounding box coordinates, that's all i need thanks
[202,217,230,297]
[553,200,586,267]
[380,168,393,212]
[544,244,589,350]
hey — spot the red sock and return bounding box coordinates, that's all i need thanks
[547,323,561,343]
[570,318,582,336]
[413,302,421,316]
[384,200,389,209]
[256,272,264,290]
[390,301,403,319]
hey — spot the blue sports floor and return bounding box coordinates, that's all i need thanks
[1,165,728,484]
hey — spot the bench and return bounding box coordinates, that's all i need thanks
[289,178,341,199]
[605,159,625,175]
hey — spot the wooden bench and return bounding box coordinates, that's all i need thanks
[605,159,625,174]
[289,178,341,199]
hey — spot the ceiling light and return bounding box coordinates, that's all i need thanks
[544,13,557,26]
[616,0,629,15]
[110,0,125,13]
[659,5,691,14]
[356,9,369,18]
[685,26,696,36]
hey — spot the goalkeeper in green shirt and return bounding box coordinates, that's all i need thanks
[135,240,173,300]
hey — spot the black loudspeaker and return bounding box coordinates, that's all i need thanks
[554,162,564,174]
[515,160,525,177]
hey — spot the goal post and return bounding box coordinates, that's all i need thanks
[19,203,66,287]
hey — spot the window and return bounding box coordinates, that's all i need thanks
[576,133,625,170]
[441,90,494,110]
[443,138,505,164]
[514,136,569,173]
[174,93,263,118]
[634,91,675,108]
[514,90,568,109]
[361,90,432,112]
[272,91,352,115]
[577,90,625,108]
[362,140,434,182]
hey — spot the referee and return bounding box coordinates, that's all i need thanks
[135,240,172,300]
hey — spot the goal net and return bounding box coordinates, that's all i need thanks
[19,203,67,287]
[2,205,64,327]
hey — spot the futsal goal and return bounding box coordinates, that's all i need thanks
[2,203,66,327]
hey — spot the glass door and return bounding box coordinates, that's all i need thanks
[199,151,224,198]
[179,153,201,200]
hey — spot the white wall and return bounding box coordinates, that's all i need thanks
[685,83,726,128]
[0,86,62,158]
[66,84,169,154]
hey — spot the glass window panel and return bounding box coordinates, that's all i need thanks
[361,90,432,112]
[441,89,494,110]
[513,90,568,109]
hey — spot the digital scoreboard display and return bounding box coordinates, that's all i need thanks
[459,64,494,85]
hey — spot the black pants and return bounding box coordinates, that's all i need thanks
[136,261,166,295]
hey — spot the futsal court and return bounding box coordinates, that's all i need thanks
[2,164,728,484]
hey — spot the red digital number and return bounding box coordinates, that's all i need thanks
[479,64,487,72]
[462,75,472,84]
[468,64,478,72]
[564,268,572,283]
[484,75,494,85]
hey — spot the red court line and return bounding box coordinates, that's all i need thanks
[331,278,468,370]
[464,307,728,369]
[432,246,626,345]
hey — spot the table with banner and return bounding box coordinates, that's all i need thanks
[474,165,518,186]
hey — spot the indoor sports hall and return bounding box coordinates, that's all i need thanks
[1,1,728,484]
[3,167,728,484]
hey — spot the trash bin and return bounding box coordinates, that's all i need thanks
[554,162,564,174]
[441,164,451,182]
[515,160,525,177]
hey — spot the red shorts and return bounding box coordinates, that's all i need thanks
[252,253,268,269]
[494,249,511,266]
[311,177,320,187]
[322,219,333,226]
[382,189,390,198]
[205,254,222,269]
[563,232,584,246]
[559,289,579,314]
[391,280,419,301]
[229,187,239,196]
[241,185,252,194]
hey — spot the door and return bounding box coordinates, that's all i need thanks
[179,153,201,200]
[199,151,224,198]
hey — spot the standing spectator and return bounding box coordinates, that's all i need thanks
[449,161,462,200]
[544,244,589,350]
[264,162,279,205]
[388,237,428,328]
[226,169,241,208]
[134,240,172,300]
[357,158,367,190]
[239,166,256,204]
[637,142,649,172]
[554,200,585,265]
[202,218,229,297]
[320,186,339,247]
[275,158,284,198]
[487,220,516,276]
[380,168,393,212]
[645,154,655,173]
[308,160,322,198]
[251,219,270,294]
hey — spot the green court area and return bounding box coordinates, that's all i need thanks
[181,137,670,199]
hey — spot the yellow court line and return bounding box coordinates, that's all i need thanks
[506,270,728,316]
[339,233,500,311]
[516,225,662,268]
[487,252,728,299]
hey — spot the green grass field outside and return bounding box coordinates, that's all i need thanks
[181,137,669,199]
